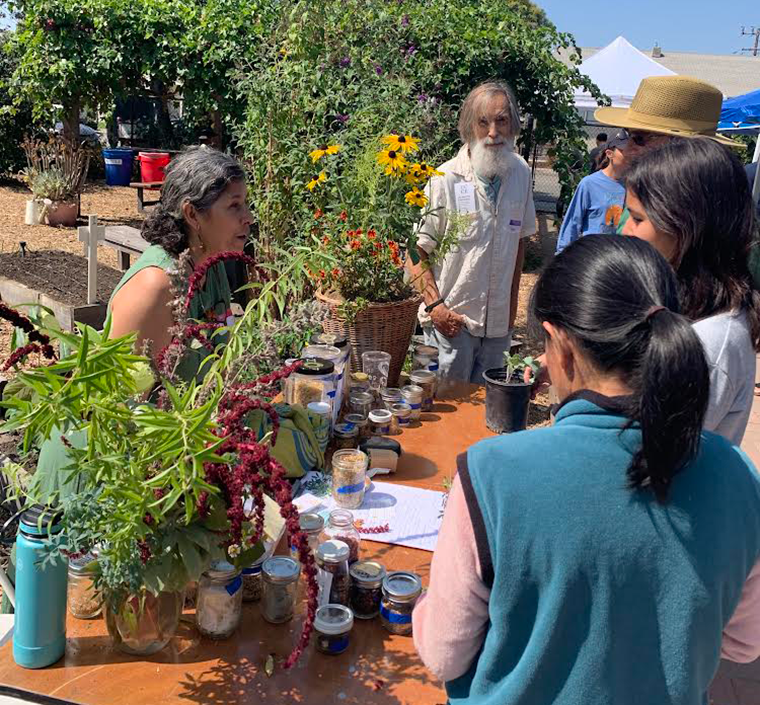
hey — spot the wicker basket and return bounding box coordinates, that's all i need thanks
[316,290,422,387]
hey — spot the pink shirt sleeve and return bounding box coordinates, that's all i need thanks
[412,473,491,682]
[721,556,760,663]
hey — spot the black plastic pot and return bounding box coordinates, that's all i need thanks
[483,368,531,434]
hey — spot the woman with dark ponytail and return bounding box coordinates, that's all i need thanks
[414,235,760,705]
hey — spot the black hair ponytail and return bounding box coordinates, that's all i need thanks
[531,235,709,502]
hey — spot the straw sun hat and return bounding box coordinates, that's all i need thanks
[594,75,740,148]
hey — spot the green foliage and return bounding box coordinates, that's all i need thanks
[504,352,539,381]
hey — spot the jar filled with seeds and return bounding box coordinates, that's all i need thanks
[314,604,354,655]
[67,553,101,619]
[331,448,369,510]
[401,385,423,422]
[316,540,351,606]
[350,560,386,619]
[196,560,244,639]
[291,512,325,561]
[261,557,300,623]
[389,402,412,434]
[380,571,422,636]
[241,555,266,603]
[344,413,369,439]
[368,409,392,436]
[333,422,359,451]
[410,370,436,411]
[349,372,371,395]
[321,509,361,564]
[380,387,403,410]
[348,391,373,419]
[291,357,335,408]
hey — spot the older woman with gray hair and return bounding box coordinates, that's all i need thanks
[408,81,536,383]
[109,146,252,379]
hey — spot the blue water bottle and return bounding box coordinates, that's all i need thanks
[13,505,67,669]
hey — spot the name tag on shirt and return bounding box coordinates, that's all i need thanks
[455,182,476,213]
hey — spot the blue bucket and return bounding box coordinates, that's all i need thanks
[103,148,134,186]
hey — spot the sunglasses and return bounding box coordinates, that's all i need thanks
[623,129,657,147]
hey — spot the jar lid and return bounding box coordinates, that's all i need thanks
[414,344,439,358]
[302,344,342,360]
[314,604,354,635]
[380,387,402,399]
[351,372,369,382]
[317,539,350,563]
[334,422,359,439]
[382,571,422,602]
[262,556,301,582]
[349,391,373,405]
[296,356,335,375]
[299,512,325,534]
[311,332,348,349]
[390,402,412,417]
[328,508,355,527]
[368,409,392,423]
[68,552,98,575]
[401,384,424,398]
[344,413,367,426]
[350,560,387,588]
[206,559,240,580]
[307,401,331,417]
[410,369,436,383]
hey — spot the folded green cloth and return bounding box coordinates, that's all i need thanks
[248,403,330,478]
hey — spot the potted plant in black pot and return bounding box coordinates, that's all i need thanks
[483,352,539,434]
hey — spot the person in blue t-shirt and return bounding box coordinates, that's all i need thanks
[555,133,627,253]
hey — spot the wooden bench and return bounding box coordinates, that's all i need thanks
[104,225,148,271]
[128,181,163,213]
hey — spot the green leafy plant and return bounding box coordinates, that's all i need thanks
[504,352,539,382]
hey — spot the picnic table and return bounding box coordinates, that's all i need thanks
[129,182,163,213]
[103,225,148,271]
[0,381,492,705]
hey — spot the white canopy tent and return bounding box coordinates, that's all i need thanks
[574,36,676,110]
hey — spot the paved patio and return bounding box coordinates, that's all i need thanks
[710,356,760,704]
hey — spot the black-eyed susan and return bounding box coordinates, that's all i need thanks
[309,144,341,162]
[382,134,419,154]
[377,148,408,176]
[306,171,327,191]
[417,162,444,179]
[405,187,428,207]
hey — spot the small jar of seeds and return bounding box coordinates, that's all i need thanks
[380,571,422,636]
[261,557,300,624]
[350,560,386,619]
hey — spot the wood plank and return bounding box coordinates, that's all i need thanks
[103,226,148,255]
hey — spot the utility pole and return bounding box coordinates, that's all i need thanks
[740,26,760,56]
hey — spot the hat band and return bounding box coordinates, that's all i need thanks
[626,108,718,135]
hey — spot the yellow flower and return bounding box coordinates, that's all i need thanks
[377,148,408,176]
[309,144,341,162]
[405,187,428,207]
[417,162,444,178]
[382,134,420,153]
[306,171,327,191]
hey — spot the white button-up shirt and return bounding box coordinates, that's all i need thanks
[416,145,536,338]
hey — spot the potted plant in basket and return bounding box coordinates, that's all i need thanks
[0,251,322,667]
[305,134,460,385]
[483,352,540,434]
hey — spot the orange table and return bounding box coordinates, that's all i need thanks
[0,382,492,705]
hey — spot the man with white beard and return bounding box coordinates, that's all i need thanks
[409,81,536,382]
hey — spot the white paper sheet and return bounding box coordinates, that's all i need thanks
[294,472,447,552]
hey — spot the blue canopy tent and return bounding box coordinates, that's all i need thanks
[719,89,760,206]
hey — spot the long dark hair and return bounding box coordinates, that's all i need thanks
[141,147,246,256]
[532,235,709,502]
[624,137,760,348]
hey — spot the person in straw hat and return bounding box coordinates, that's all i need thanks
[594,75,742,233]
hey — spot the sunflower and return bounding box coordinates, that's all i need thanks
[382,134,419,154]
[377,148,408,176]
[306,171,327,191]
[309,144,341,162]
[405,187,428,207]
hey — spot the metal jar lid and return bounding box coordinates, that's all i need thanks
[350,560,387,588]
[382,571,422,602]
[368,409,392,423]
[299,512,325,534]
[296,356,335,376]
[390,402,412,418]
[316,539,350,564]
[334,422,360,439]
[380,387,402,401]
[410,369,436,383]
[262,556,301,583]
[206,559,241,581]
[302,344,342,361]
[401,384,424,399]
[68,552,98,575]
[314,604,354,635]
[311,332,348,349]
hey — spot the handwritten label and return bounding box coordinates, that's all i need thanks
[454,182,476,213]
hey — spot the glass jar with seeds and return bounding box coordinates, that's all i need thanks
[331,448,369,510]
[261,557,300,624]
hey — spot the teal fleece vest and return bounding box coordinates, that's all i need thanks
[451,392,760,705]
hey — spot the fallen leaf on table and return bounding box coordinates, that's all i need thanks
[265,653,275,678]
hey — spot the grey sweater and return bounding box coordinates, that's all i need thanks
[693,310,755,445]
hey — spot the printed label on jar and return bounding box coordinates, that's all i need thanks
[380,604,413,624]
[326,634,349,653]
[398,416,410,426]
[375,424,390,435]
[225,576,243,596]
[242,565,262,576]
[337,481,365,495]
[406,402,421,410]
[317,569,334,606]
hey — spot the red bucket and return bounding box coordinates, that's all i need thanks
[138,152,170,188]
